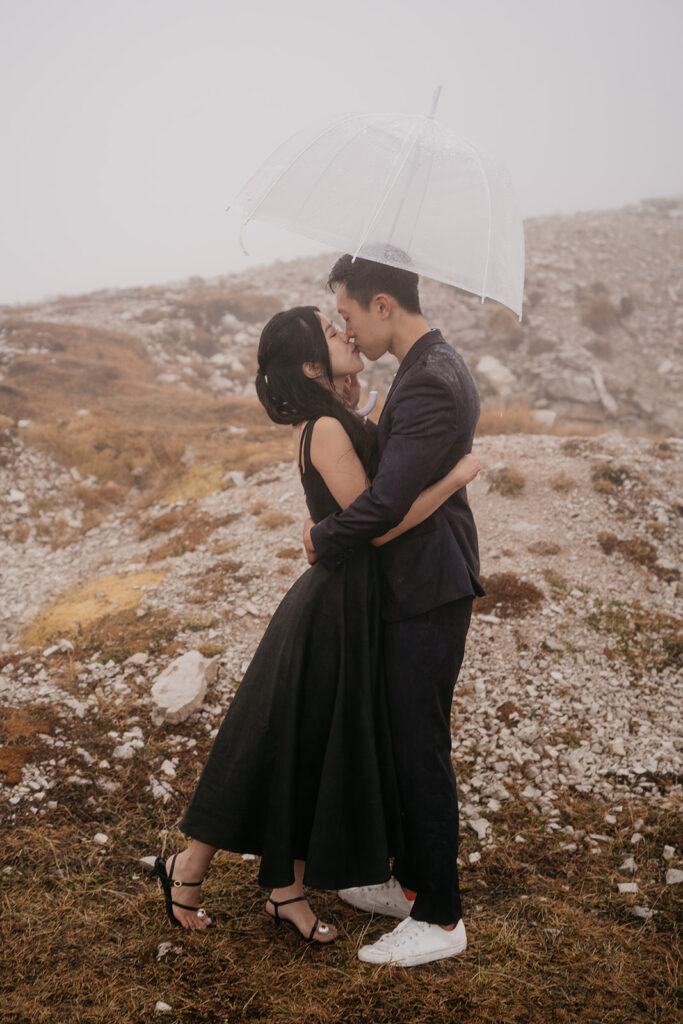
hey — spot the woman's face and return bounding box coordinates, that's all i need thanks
[318,313,364,379]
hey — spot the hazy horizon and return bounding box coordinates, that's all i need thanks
[2,0,681,306]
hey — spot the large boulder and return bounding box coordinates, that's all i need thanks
[151,651,219,725]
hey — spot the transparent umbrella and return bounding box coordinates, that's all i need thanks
[231,88,525,318]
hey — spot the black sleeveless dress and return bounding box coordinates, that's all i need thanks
[179,419,403,889]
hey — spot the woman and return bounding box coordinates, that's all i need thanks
[153,306,481,944]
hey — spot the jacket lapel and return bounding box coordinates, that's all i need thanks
[378,330,442,430]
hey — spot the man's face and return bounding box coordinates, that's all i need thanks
[335,283,391,362]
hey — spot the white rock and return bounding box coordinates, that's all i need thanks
[160,759,176,778]
[241,853,255,861]
[151,651,219,724]
[468,818,491,840]
[630,906,656,920]
[604,814,617,825]
[618,882,638,894]
[156,942,173,962]
[127,652,149,666]
[112,743,136,760]
[662,846,675,861]
[140,855,157,872]
[149,775,174,803]
[609,738,626,757]
[619,857,636,874]
[154,1002,172,1015]
[630,833,643,845]
[665,868,683,885]
[93,833,108,845]
[468,852,481,864]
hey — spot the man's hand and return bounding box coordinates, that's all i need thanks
[342,373,361,410]
[303,517,317,564]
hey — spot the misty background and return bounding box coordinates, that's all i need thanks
[1,0,681,306]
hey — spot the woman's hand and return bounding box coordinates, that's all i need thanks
[452,452,481,487]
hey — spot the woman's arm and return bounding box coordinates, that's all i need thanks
[308,418,480,546]
[372,451,481,547]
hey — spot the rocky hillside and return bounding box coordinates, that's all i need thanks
[0,197,681,875]
[2,195,681,436]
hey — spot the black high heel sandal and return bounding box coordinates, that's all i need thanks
[266,895,336,944]
[153,853,211,928]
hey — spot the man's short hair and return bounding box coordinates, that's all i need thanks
[327,249,421,314]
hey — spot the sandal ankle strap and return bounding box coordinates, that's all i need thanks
[267,895,306,921]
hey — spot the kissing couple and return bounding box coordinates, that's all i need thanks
[153,252,484,967]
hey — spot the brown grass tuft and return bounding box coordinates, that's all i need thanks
[581,283,618,333]
[587,598,682,672]
[259,510,295,530]
[527,541,562,556]
[549,472,576,493]
[488,466,527,496]
[476,573,544,618]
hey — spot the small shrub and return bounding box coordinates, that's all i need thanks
[549,473,576,493]
[544,569,569,598]
[586,337,613,360]
[619,295,635,317]
[475,573,544,618]
[581,284,618,333]
[277,547,302,559]
[590,461,633,494]
[527,541,562,556]
[484,306,523,346]
[259,510,295,529]
[597,531,619,555]
[198,643,223,658]
[488,466,527,496]
[618,537,658,569]
[527,335,555,356]
[587,598,682,672]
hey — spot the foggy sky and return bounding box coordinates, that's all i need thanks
[1,0,681,305]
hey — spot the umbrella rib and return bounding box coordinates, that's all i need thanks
[351,122,423,262]
[460,138,493,301]
[240,113,370,229]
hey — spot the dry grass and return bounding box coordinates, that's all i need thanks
[597,533,680,583]
[477,403,601,438]
[22,570,168,647]
[259,510,295,530]
[0,779,679,1024]
[527,541,562,556]
[475,573,544,619]
[580,284,618,334]
[484,306,524,346]
[488,466,527,497]
[144,510,241,563]
[0,321,293,512]
[587,599,682,673]
[549,473,576,493]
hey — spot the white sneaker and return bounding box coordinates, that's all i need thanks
[337,877,413,919]
[358,917,467,967]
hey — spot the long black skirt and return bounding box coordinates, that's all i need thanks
[179,548,403,889]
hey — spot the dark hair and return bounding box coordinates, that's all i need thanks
[327,250,421,315]
[255,305,377,476]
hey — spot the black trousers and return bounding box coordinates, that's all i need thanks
[383,596,473,926]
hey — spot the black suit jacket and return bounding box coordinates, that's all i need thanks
[310,329,484,621]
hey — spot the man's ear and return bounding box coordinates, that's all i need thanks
[372,293,392,319]
[302,361,323,380]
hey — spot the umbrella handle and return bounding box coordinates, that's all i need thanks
[356,390,378,418]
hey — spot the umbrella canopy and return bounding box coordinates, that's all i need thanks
[231,92,525,317]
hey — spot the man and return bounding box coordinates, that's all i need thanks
[304,254,484,967]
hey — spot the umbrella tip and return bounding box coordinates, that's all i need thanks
[428,85,442,118]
